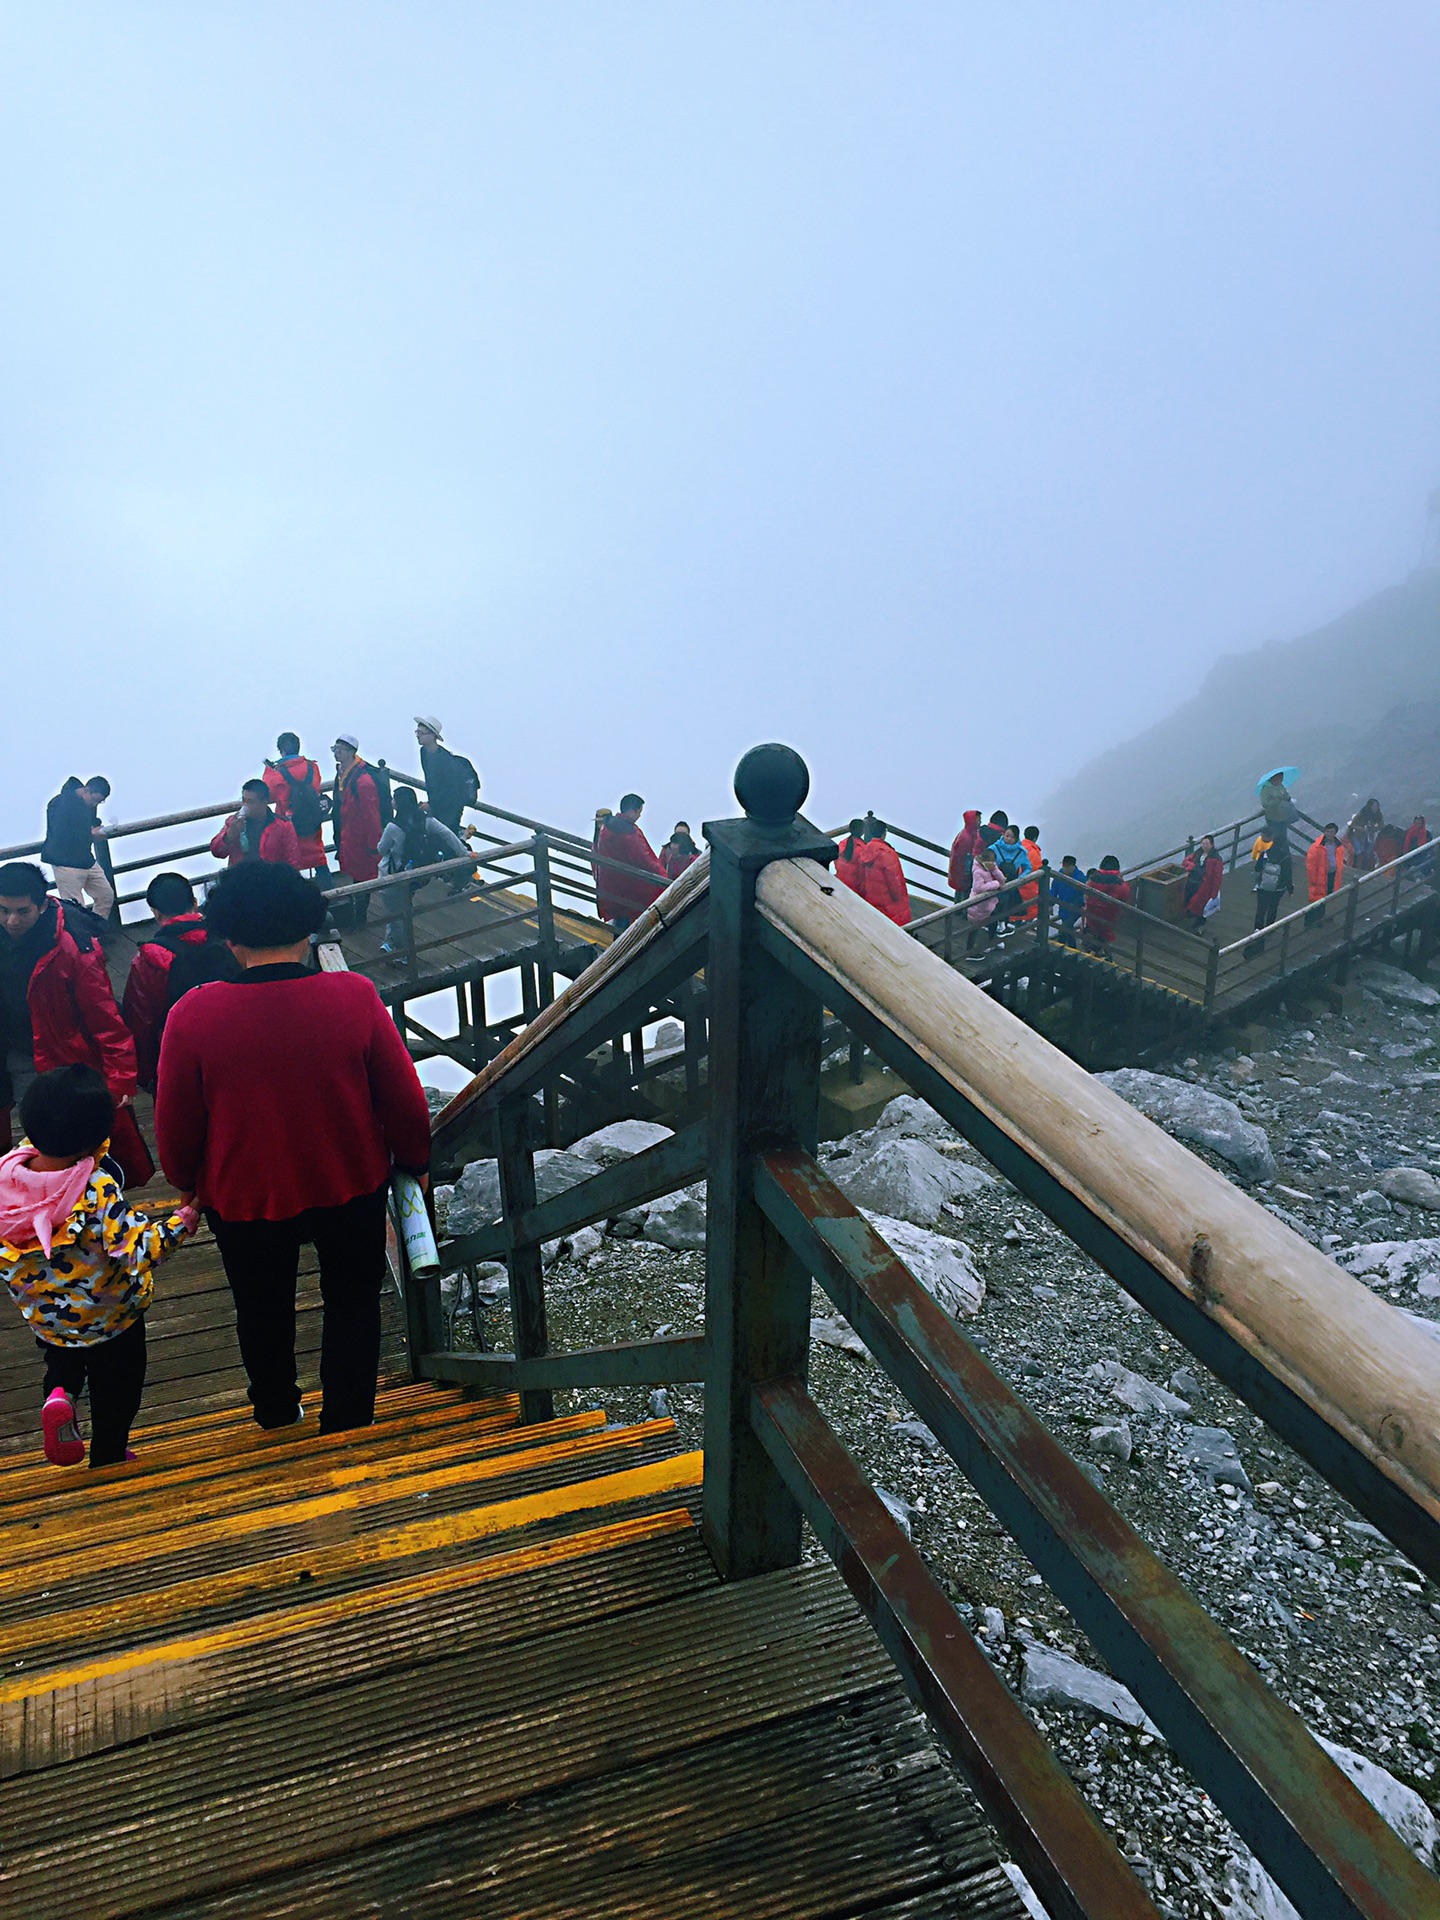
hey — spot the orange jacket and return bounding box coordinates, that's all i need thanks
[1017,839,1043,920]
[1305,835,1346,902]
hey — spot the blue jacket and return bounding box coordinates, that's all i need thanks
[1052,870,1086,922]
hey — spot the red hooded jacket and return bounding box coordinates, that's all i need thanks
[14,904,136,1104]
[594,820,668,923]
[262,757,328,868]
[209,813,302,868]
[859,840,912,926]
[1183,850,1224,918]
[835,833,868,896]
[1083,870,1131,943]
[1404,819,1431,856]
[948,812,981,894]
[335,761,383,884]
[123,913,209,1092]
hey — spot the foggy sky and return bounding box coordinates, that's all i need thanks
[4,3,1439,851]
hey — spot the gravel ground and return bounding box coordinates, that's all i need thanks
[446,949,1440,1916]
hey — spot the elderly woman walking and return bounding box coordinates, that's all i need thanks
[155,862,432,1432]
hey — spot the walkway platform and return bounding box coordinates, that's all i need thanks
[0,1362,1020,1917]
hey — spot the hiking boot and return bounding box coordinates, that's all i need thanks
[42,1389,85,1467]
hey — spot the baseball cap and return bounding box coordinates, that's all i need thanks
[333,732,360,752]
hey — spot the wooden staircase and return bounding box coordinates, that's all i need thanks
[0,1378,1022,1918]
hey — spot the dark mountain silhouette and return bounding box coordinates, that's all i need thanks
[1041,570,1440,863]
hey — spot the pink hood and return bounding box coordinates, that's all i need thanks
[0,1147,96,1258]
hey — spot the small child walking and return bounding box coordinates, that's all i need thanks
[0,1065,195,1468]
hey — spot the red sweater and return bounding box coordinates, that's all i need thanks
[155,966,431,1221]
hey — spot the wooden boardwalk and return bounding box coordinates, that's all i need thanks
[0,1357,1022,1916]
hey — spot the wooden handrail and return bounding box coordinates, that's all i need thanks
[756,852,1440,1528]
[1216,832,1436,956]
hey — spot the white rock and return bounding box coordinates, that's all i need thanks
[875,1094,957,1142]
[642,1185,707,1250]
[861,1212,985,1318]
[1019,1644,1162,1736]
[980,1605,1006,1643]
[1339,1237,1440,1294]
[832,1135,985,1227]
[875,1486,915,1539]
[1356,962,1440,1008]
[561,1224,605,1262]
[1380,1167,1440,1211]
[1096,1068,1277,1184]
[1001,1864,1050,1920]
[1224,1737,1436,1917]
[1088,1421,1133,1463]
[567,1119,674,1166]
[1087,1359,1191,1416]
[446,1157,501,1234]
[1319,1737,1436,1866]
[810,1314,870,1359]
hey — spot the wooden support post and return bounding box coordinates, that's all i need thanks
[1337,878,1360,983]
[703,744,835,1580]
[533,833,558,1011]
[848,1031,864,1084]
[521,960,539,1023]
[1203,938,1219,1012]
[393,1195,444,1380]
[401,881,419,988]
[495,1096,552,1424]
[1037,864,1051,950]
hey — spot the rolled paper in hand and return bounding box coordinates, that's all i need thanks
[392,1171,440,1274]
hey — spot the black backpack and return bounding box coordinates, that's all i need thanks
[452,754,480,811]
[157,926,243,1014]
[278,759,324,839]
[370,760,396,828]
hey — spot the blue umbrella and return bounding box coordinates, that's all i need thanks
[1255,765,1301,795]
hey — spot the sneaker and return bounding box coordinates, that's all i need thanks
[42,1389,85,1467]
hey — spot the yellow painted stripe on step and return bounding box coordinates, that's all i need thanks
[6,1420,675,1593]
[0,1412,610,1551]
[0,1509,695,1707]
[0,1402,530,1516]
[0,1452,703,1661]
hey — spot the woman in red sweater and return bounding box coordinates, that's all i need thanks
[155,861,431,1432]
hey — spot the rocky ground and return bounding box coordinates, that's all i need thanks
[434,949,1440,1918]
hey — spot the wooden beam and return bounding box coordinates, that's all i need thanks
[417,1333,707,1392]
[754,855,1440,1568]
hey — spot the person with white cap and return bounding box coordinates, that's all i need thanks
[331,735,385,899]
[413,717,479,836]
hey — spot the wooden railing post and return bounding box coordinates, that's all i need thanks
[533,833,557,1011]
[1036,863,1051,950]
[1203,936,1220,1011]
[703,745,836,1580]
[392,1194,444,1380]
[495,1095,552,1424]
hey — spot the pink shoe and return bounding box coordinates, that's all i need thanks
[42,1389,85,1467]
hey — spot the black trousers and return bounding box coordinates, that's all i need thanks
[208,1183,389,1432]
[39,1315,147,1467]
[1253,892,1282,932]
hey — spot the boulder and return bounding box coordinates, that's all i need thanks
[1088,1421,1133,1463]
[1019,1644,1161,1736]
[832,1135,981,1227]
[1379,1167,1440,1211]
[1356,962,1440,1009]
[568,1119,674,1167]
[532,1147,602,1203]
[445,1158,501,1235]
[1095,1068,1277,1184]
[1087,1359,1191,1416]
[1182,1425,1253,1492]
[642,1185,707,1251]
[875,1094,957,1142]
[862,1212,985,1318]
[1223,1737,1435,1918]
[810,1314,870,1360]
[1340,1238,1440,1295]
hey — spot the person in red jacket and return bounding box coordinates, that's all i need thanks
[1182,833,1224,928]
[0,862,148,1183]
[155,861,432,1432]
[948,810,981,896]
[835,820,869,896]
[122,873,239,1093]
[263,732,329,872]
[858,821,912,926]
[1081,856,1131,953]
[659,822,701,880]
[210,782,303,868]
[1304,825,1346,915]
[331,735,385,891]
[1404,816,1430,856]
[593,794,669,932]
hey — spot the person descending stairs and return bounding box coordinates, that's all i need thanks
[0,1374,1023,1918]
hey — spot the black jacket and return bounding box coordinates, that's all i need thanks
[419,743,474,830]
[42,779,99,870]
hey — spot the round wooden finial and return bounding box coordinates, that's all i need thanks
[733,743,810,826]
